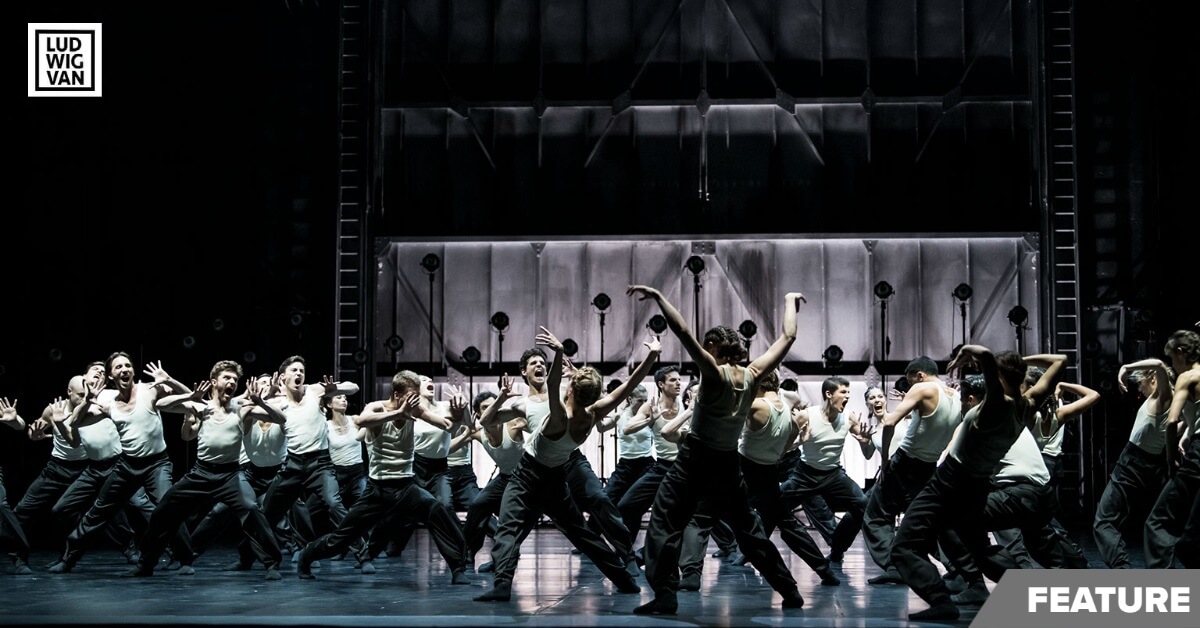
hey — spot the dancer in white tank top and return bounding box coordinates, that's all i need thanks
[1145,330,1200,568]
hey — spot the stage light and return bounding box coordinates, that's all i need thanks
[648,314,668,335]
[1008,305,1029,327]
[182,336,196,349]
[685,255,706,275]
[212,318,225,331]
[49,348,63,362]
[953,283,973,302]
[385,334,404,352]
[290,312,304,327]
[462,346,481,364]
[490,311,510,332]
[420,253,441,274]
[592,293,612,311]
[738,320,757,340]
[822,345,843,366]
[243,351,257,365]
[352,348,370,366]
[562,339,579,357]
[873,281,895,300]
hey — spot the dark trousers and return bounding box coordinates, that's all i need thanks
[1,467,31,562]
[65,452,192,566]
[1093,442,1166,568]
[778,449,838,545]
[139,460,281,570]
[891,458,992,607]
[380,454,452,556]
[189,462,285,558]
[564,449,633,558]
[15,458,87,536]
[1145,435,1200,568]
[306,476,466,573]
[464,472,509,559]
[52,459,146,550]
[488,453,631,587]
[643,437,798,596]
[605,456,653,507]
[260,451,347,532]
[992,454,1088,569]
[449,464,481,512]
[618,460,673,538]
[681,456,827,578]
[862,449,936,573]
[779,461,868,557]
[940,481,1082,582]
[307,463,367,536]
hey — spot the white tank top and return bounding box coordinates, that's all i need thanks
[691,365,756,451]
[241,420,287,467]
[617,409,653,460]
[327,420,364,466]
[1129,397,1168,455]
[448,436,472,467]
[898,386,963,463]
[525,417,583,468]
[1033,410,1065,458]
[947,402,1026,478]
[51,421,88,462]
[196,404,245,464]
[800,406,849,471]
[413,411,451,458]
[653,416,680,461]
[108,384,167,457]
[871,417,910,461]
[282,392,329,455]
[77,416,122,461]
[739,398,791,465]
[367,419,414,480]
[992,427,1051,487]
[1182,397,1200,436]
[483,426,525,474]
[521,398,551,456]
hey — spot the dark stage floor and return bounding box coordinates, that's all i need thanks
[2,527,1112,628]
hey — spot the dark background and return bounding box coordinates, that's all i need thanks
[8,1,1198,530]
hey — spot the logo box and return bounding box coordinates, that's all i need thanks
[28,23,102,97]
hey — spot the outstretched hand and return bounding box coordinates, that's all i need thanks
[785,292,807,308]
[535,326,564,352]
[626,285,660,301]
[643,337,662,354]
[143,360,171,386]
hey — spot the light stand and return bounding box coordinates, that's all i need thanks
[490,311,509,363]
[592,293,611,362]
[462,346,481,397]
[953,283,973,348]
[738,320,757,351]
[686,255,705,334]
[874,281,895,391]
[1008,305,1029,354]
[421,253,441,365]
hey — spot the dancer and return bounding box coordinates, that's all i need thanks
[891,346,1064,620]
[1092,356,1172,568]
[861,357,962,584]
[474,326,655,602]
[597,384,653,517]
[464,390,523,571]
[125,362,285,579]
[1144,330,1200,567]
[297,370,468,582]
[1,398,32,575]
[627,286,807,615]
[53,354,194,573]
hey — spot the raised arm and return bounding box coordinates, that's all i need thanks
[449,421,480,454]
[142,360,191,403]
[1022,353,1069,409]
[0,398,25,431]
[880,383,934,428]
[319,376,361,398]
[590,337,662,418]
[240,377,288,426]
[354,397,417,429]
[660,406,693,443]
[157,382,211,415]
[746,292,805,380]
[1117,358,1173,401]
[627,285,720,382]
[622,400,656,435]
[1054,382,1101,423]
[536,326,569,436]
[479,376,524,429]
[948,345,1003,409]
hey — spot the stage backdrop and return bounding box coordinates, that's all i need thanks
[370,235,1040,490]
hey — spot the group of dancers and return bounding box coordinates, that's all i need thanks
[1,286,1198,621]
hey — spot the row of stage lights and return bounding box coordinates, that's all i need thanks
[383,254,1032,369]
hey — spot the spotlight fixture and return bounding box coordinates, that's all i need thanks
[1007,305,1029,327]
[873,281,895,300]
[685,255,706,275]
[648,314,668,335]
[352,348,370,366]
[822,344,844,366]
[243,351,257,365]
[562,339,579,357]
[461,346,481,365]
[490,311,510,332]
[592,293,612,311]
[420,253,441,274]
[738,320,758,340]
[385,334,404,352]
[289,312,304,327]
[48,348,63,362]
[182,336,196,349]
[952,283,973,302]
[212,318,226,331]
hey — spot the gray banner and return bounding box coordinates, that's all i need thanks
[973,570,1200,627]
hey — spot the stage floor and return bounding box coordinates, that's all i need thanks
[2,528,1109,628]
